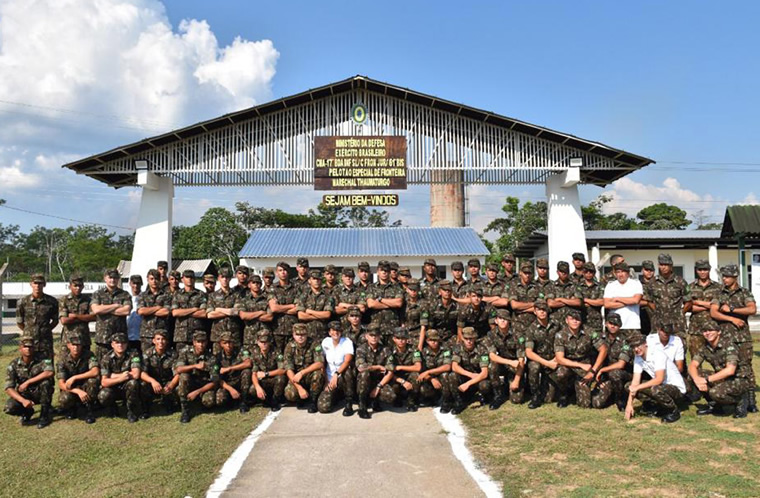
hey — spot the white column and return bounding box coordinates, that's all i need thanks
[545,168,587,279]
[708,243,719,282]
[591,244,601,266]
[130,172,173,280]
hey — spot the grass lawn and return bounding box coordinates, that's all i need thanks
[459,343,760,497]
[0,338,266,498]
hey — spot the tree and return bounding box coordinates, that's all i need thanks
[235,201,402,229]
[582,195,638,230]
[174,207,247,269]
[484,197,547,259]
[636,203,691,230]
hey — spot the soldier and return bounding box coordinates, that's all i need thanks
[638,260,656,335]
[250,330,287,411]
[534,258,555,303]
[456,287,496,341]
[647,254,689,342]
[389,261,400,284]
[207,267,242,354]
[450,261,470,304]
[509,262,540,338]
[357,261,372,292]
[603,262,643,341]
[136,269,171,353]
[524,300,561,409]
[283,323,325,413]
[625,332,686,423]
[397,267,412,288]
[139,329,179,417]
[366,261,405,342]
[402,278,425,350]
[689,321,752,418]
[323,264,339,295]
[16,273,59,359]
[481,263,505,305]
[686,259,721,358]
[553,309,608,408]
[268,262,300,353]
[549,261,582,328]
[383,327,422,411]
[420,258,440,302]
[710,263,757,412]
[578,262,604,332]
[449,327,491,414]
[90,269,132,362]
[56,333,99,424]
[355,326,393,419]
[570,252,586,284]
[592,313,634,411]
[167,269,181,295]
[175,330,219,423]
[98,333,142,423]
[465,258,484,295]
[202,273,217,295]
[296,269,334,341]
[293,257,311,297]
[418,329,452,411]
[499,253,518,286]
[484,309,525,408]
[317,321,356,416]
[261,267,276,294]
[157,260,170,290]
[343,306,366,346]
[333,267,367,325]
[171,270,208,352]
[237,275,273,351]
[58,274,95,355]
[214,331,253,412]
[422,281,459,345]
[600,254,625,289]
[233,265,251,297]
[4,337,54,428]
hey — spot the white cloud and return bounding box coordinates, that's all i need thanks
[739,193,760,205]
[0,164,41,188]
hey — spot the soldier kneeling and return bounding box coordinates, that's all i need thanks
[449,327,492,414]
[140,329,179,417]
[98,333,142,423]
[383,327,422,411]
[355,325,393,419]
[250,330,287,411]
[418,329,453,411]
[283,323,325,413]
[4,337,54,428]
[57,333,99,424]
[214,331,253,413]
[175,330,219,423]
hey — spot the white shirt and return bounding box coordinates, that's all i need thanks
[603,279,643,329]
[633,346,686,394]
[646,334,685,363]
[321,336,354,381]
[127,294,141,341]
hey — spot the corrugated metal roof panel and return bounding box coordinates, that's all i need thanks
[117,259,214,277]
[722,206,760,238]
[239,227,489,258]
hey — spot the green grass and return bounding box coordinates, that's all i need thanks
[459,342,760,497]
[0,338,266,498]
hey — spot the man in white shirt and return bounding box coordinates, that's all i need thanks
[318,321,356,416]
[603,262,643,341]
[647,321,700,402]
[127,275,143,352]
[625,332,686,423]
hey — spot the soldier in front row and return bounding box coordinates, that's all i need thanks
[214,331,253,413]
[4,337,55,428]
[175,331,219,423]
[485,309,525,409]
[16,273,59,359]
[449,327,491,414]
[418,329,452,411]
[250,330,287,411]
[57,333,99,424]
[524,300,561,409]
[140,329,179,416]
[383,327,422,412]
[98,333,142,423]
[355,325,393,419]
[591,313,633,411]
[283,323,325,413]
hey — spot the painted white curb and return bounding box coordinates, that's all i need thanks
[206,409,282,497]
[433,408,502,498]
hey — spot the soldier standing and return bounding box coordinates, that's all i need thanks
[296,269,334,341]
[58,274,95,355]
[16,273,59,359]
[509,262,540,338]
[250,330,287,411]
[56,333,99,424]
[98,333,142,423]
[90,269,132,362]
[268,262,300,354]
[549,261,582,328]
[202,273,217,296]
[237,275,273,351]
[233,265,251,297]
[570,252,586,284]
[214,331,253,412]
[355,327,393,418]
[421,281,459,345]
[323,264,339,295]
[524,300,561,409]
[648,254,689,342]
[450,261,470,304]
[578,262,604,333]
[591,313,633,411]
[366,261,405,343]
[207,267,242,354]
[136,269,171,353]
[4,337,54,428]
[357,261,372,292]
[482,263,505,306]
[449,327,491,414]
[171,270,208,352]
[499,253,518,286]
[293,257,311,298]
[418,329,453,411]
[534,258,555,304]
[638,260,656,336]
[333,267,367,326]
[685,259,721,358]
[175,330,219,423]
[484,309,525,408]
[283,323,325,413]
[157,260,170,291]
[139,329,179,417]
[261,267,276,294]
[420,258,441,302]
[402,278,425,350]
[465,258,484,295]
[456,288,496,341]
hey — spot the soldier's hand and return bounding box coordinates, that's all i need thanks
[732,318,745,329]
[297,385,309,399]
[18,381,29,393]
[458,382,469,392]
[695,376,709,392]
[624,403,634,421]
[431,378,442,390]
[581,363,592,372]
[220,367,229,375]
[628,384,639,395]
[187,391,199,401]
[720,304,731,313]
[547,360,558,370]
[196,362,205,371]
[152,381,163,394]
[328,376,338,391]
[256,387,266,400]
[65,378,76,390]
[162,385,174,395]
[418,372,428,381]
[370,386,380,398]
[509,378,520,391]
[229,388,240,400]
[257,371,267,380]
[583,372,594,383]
[21,399,34,409]
[76,390,90,403]
[293,372,303,384]
[403,381,413,391]
[595,371,604,382]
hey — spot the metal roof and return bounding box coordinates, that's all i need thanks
[721,206,760,238]
[239,227,489,258]
[117,259,215,277]
[62,75,654,188]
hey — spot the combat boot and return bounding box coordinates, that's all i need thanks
[65,407,77,420]
[180,402,191,423]
[269,396,282,412]
[556,396,569,408]
[372,398,383,413]
[140,404,151,420]
[163,398,176,414]
[528,392,542,410]
[342,398,354,417]
[661,408,681,424]
[405,396,418,412]
[734,392,749,419]
[697,402,716,416]
[84,405,96,424]
[747,390,758,413]
[127,409,138,423]
[307,394,319,413]
[450,401,466,415]
[37,405,52,429]
[358,401,371,419]
[489,394,506,411]
[439,402,451,414]
[239,394,250,414]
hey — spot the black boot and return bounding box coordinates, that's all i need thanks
[697,402,716,416]
[140,404,151,420]
[163,398,176,414]
[269,396,282,412]
[450,401,466,415]
[528,392,542,410]
[405,395,418,412]
[37,405,52,429]
[489,394,506,411]
[747,389,758,413]
[85,405,96,424]
[307,394,318,413]
[65,407,77,420]
[343,398,355,416]
[372,398,383,413]
[661,407,681,423]
[358,400,370,419]
[180,402,191,423]
[108,404,118,418]
[127,408,138,423]
[19,406,34,426]
[734,392,749,419]
[439,399,452,414]
[296,398,307,410]
[556,396,569,408]
[640,401,658,416]
[239,395,250,414]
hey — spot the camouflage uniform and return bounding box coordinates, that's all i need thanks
[402,298,425,346]
[509,280,539,336]
[136,289,171,352]
[638,275,655,335]
[175,347,220,409]
[648,274,688,338]
[292,276,310,300]
[482,279,505,300]
[4,355,54,415]
[268,282,300,353]
[591,334,633,408]
[171,287,208,350]
[553,327,607,408]
[355,342,395,406]
[16,293,59,359]
[250,345,287,402]
[421,298,459,344]
[451,279,470,300]
[282,340,325,403]
[457,303,496,339]
[296,290,334,341]
[685,279,721,357]
[693,335,752,406]
[367,280,405,340]
[213,347,252,406]
[90,287,132,361]
[333,284,367,326]
[383,344,422,406]
[484,326,526,404]
[419,343,452,404]
[420,276,441,302]
[207,289,242,352]
[56,350,99,412]
[59,292,93,354]
[236,292,272,350]
[525,319,562,403]
[551,279,583,328]
[140,346,179,408]
[577,280,604,333]
[449,342,492,406]
[97,349,142,412]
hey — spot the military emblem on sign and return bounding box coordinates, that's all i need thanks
[351,103,367,124]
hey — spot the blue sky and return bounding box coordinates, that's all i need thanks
[1,0,759,235]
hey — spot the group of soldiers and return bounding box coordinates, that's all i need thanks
[5,252,756,427]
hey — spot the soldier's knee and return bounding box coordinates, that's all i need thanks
[201,391,216,408]
[59,392,76,409]
[284,384,297,402]
[317,391,332,413]
[478,380,491,394]
[98,388,114,405]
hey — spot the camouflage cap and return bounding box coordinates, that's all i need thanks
[249,274,262,284]
[19,336,35,347]
[486,263,499,272]
[720,264,739,277]
[658,253,673,265]
[111,333,128,344]
[641,260,655,271]
[309,269,322,279]
[495,308,510,320]
[192,330,208,342]
[470,286,483,297]
[582,262,596,272]
[438,279,452,289]
[256,330,272,342]
[342,267,355,277]
[628,333,646,347]
[218,267,233,278]
[366,325,381,336]
[129,274,143,284]
[377,261,390,271]
[66,333,83,345]
[425,329,441,341]
[292,323,308,336]
[398,267,411,277]
[348,306,362,317]
[31,273,46,283]
[566,308,582,320]
[605,313,622,327]
[557,261,570,272]
[169,270,181,279]
[424,258,437,266]
[536,258,549,269]
[501,253,516,263]
[182,269,196,279]
[461,327,478,339]
[572,252,586,262]
[203,273,216,282]
[69,274,84,283]
[467,258,481,268]
[695,259,711,270]
[262,267,275,277]
[451,261,464,271]
[219,331,234,342]
[105,269,120,279]
[296,257,309,267]
[614,262,630,272]
[389,261,399,271]
[520,261,534,273]
[358,261,370,271]
[701,320,721,333]
[406,278,420,290]
[153,329,169,339]
[393,326,409,339]
[534,299,549,311]
[235,265,250,275]
[328,320,342,331]
[157,261,169,269]
[324,264,337,275]
[276,261,291,271]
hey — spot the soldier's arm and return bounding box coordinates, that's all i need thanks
[625,371,643,419]
[5,386,30,405]
[25,369,55,387]
[510,299,533,312]
[708,360,738,383]
[101,372,129,388]
[299,360,325,377]
[589,344,608,378]
[451,361,475,379]
[224,358,253,373]
[395,354,422,373]
[239,309,266,320]
[190,381,217,398]
[688,357,708,390]
[113,298,132,316]
[731,300,757,317]
[554,351,589,370]
[547,298,563,309]
[598,359,626,376]
[710,302,744,327]
[268,298,295,314]
[68,366,100,385]
[91,303,120,314]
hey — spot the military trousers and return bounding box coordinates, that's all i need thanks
[250,375,287,404]
[4,379,54,414]
[526,360,559,403]
[177,373,217,408]
[554,366,594,408]
[59,378,99,410]
[382,371,420,406]
[591,369,632,408]
[139,379,179,408]
[737,341,756,405]
[448,372,491,405]
[317,368,357,413]
[419,372,452,403]
[697,369,752,406]
[490,363,525,404]
[213,371,253,406]
[284,370,325,402]
[356,371,395,405]
[634,383,683,411]
[98,379,141,411]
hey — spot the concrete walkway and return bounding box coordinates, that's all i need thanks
[222,407,486,498]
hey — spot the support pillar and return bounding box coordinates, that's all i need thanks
[430,169,465,227]
[708,243,719,282]
[130,172,173,280]
[545,168,587,279]
[738,234,747,287]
